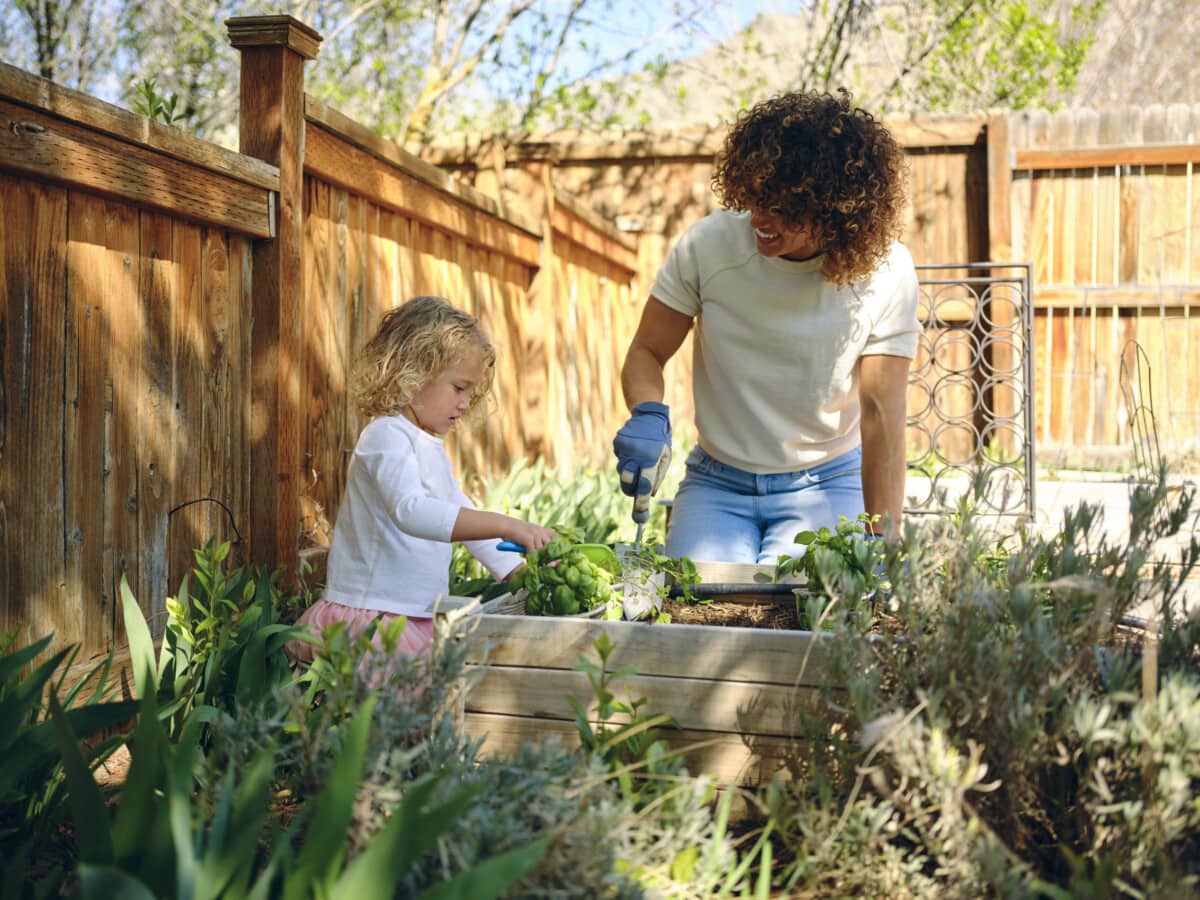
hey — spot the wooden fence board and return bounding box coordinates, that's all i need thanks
[0,177,68,641]
[0,98,273,239]
[65,192,112,652]
[106,200,140,645]
[166,219,205,594]
[136,212,174,635]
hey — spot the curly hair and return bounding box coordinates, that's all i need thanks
[351,296,496,422]
[712,89,907,287]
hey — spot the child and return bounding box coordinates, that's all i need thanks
[288,295,555,665]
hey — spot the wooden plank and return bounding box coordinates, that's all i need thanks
[465,615,835,686]
[986,113,1013,263]
[550,193,638,273]
[1014,143,1200,170]
[230,235,255,562]
[65,192,113,655]
[0,61,278,191]
[0,176,68,646]
[1051,110,1075,285]
[199,227,248,556]
[464,711,807,785]
[137,212,174,635]
[1072,109,1098,284]
[1036,287,1200,309]
[304,97,541,235]
[0,99,274,239]
[106,200,141,647]
[304,125,541,268]
[467,665,827,736]
[167,221,205,592]
[1118,108,1143,285]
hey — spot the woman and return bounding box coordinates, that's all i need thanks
[612,89,921,565]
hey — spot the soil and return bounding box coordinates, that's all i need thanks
[661,597,805,629]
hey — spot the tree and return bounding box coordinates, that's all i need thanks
[1,0,1109,150]
[0,0,118,91]
[57,0,724,151]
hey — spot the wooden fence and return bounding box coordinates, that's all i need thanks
[0,15,640,658]
[4,12,1200,661]
[432,109,1200,463]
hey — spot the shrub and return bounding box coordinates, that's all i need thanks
[758,471,1200,895]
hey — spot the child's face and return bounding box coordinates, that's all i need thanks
[748,205,823,261]
[404,349,487,436]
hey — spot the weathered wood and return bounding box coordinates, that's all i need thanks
[231,19,320,576]
[305,97,541,236]
[0,61,278,191]
[466,615,835,684]
[0,176,68,643]
[461,614,842,785]
[1014,142,1200,171]
[106,200,141,647]
[469,664,828,734]
[304,124,541,268]
[65,192,114,653]
[226,15,322,59]
[0,98,274,239]
[464,711,807,785]
[551,189,638,272]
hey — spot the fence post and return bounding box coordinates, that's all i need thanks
[983,111,1021,461]
[227,15,322,574]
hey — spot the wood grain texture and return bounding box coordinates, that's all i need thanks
[464,615,836,686]
[0,99,273,238]
[463,711,808,785]
[0,177,68,642]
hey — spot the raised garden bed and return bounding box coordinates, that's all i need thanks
[460,582,840,786]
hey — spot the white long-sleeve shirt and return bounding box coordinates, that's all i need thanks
[322,414,522,616]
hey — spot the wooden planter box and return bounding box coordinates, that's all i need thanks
[461,610,839,786]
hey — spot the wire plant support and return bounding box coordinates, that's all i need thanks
[905,262,1036,522]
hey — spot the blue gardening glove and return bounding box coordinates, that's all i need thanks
[613,401,672,499]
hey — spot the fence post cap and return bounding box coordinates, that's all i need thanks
[226,15,322,59]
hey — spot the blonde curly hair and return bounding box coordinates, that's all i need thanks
[351,296,496,422]
[712,89,907,287]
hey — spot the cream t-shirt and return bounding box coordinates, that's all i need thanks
[323,414,522,616]
[651,210,921,474]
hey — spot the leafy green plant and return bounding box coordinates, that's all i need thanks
[451,449,688,589]
[567,633,681,806]
[0,634,138,896]
[760,513,885,630]
[53,682,546,899]
[121,540,307,739]
[129,77,190,127]
[510,535,619,616]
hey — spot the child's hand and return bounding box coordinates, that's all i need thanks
[504,519,556,552]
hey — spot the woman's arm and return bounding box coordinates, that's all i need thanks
[621,297,694,409]
[859,354,912,537]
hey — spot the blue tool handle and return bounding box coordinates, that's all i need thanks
[497,540,526,553]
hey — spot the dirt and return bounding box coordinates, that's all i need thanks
[662,597,805,629]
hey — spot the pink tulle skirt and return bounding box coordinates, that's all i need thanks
[285,598,436,665]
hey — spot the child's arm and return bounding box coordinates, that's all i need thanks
[451,508,556,551]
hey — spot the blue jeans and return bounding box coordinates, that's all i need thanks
[665,446,866,566]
